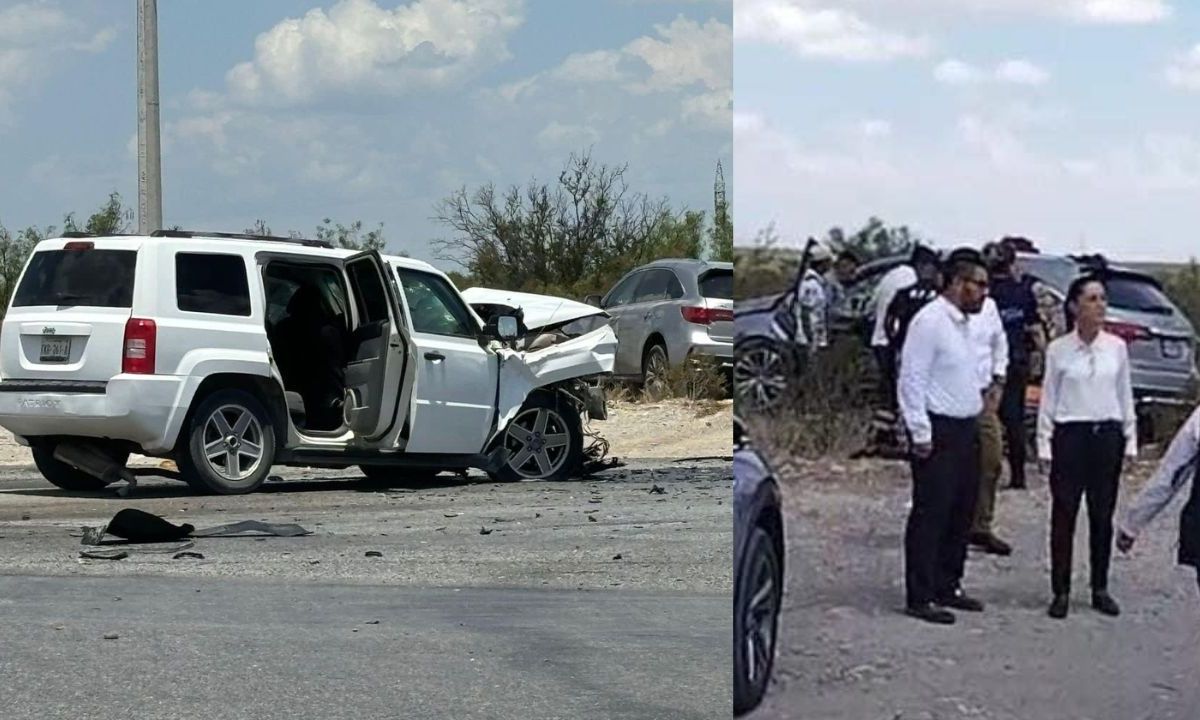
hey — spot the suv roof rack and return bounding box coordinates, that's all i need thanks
[59,231,139,238]
[150,229,333,249]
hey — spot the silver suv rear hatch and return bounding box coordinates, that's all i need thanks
[1,238,139,383]
[698,267,733,342]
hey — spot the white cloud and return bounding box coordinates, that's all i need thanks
[860,119,892,138]
[551,50,627,84]
[835,0,1169,25]
[225,0,524,105]
[934,59,983,85]
[504,16,730,128]
[735,0,930,62]
[996,59,1049,85]
[1165,44,1200,90]
[933,57,1049,87]
[536,121,601,149]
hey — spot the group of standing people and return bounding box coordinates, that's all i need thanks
[877,239,1200,624]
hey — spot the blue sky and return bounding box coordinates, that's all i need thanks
[735,0,1200,262]
[0,0,731,263]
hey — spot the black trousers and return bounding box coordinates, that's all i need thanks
[905,415,981,607]
[1049,422,1125,596]
[874,346,897,410]
[998,361,1029,484]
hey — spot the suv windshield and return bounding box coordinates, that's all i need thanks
[1105,275,1174,315]
[699,269,732,299]
[12,249,137,308]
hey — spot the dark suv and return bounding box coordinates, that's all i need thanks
[734,416,785,715]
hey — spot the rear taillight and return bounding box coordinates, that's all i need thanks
[681,306,734,325]
[1104,321,1150,343]
[123,318,157,374]
[63,241,94,251]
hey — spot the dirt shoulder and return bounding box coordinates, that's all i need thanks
[754,454,1200,720]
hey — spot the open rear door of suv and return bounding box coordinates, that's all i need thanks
[341,251,416,447]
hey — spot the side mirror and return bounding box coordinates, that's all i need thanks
[482,313,521,343]
[496,315,519,341]
[584,294,603,308]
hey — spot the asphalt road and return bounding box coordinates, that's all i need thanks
[0,459,731,719]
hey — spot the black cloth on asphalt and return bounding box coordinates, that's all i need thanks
[81,509,311,545]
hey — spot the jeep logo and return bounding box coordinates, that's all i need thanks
[42,327,55,335]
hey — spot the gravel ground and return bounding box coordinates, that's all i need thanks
[753,454,1200,720]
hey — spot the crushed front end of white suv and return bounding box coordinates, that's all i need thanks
[0,233,616,495]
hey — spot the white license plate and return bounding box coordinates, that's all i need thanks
[39,336,71,363]
[1162,339,1186,360]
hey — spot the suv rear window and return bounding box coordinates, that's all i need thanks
[699,269,732,299]
[12,249,137,308]
[1105,276,1174,315]
[176,253,251,316]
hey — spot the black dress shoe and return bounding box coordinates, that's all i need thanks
[906,603,956,625]
[1092,591,1121,617]
[969,532,1013,556]
[935,589,984,612]
[1048,595,1069,619]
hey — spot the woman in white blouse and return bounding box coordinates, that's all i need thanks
[1036,275,1137,620]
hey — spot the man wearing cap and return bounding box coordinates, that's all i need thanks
[797,243,833,349]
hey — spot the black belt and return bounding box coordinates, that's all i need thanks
[1056,420,1122,434]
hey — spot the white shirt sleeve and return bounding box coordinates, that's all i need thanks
[987,300,1008,381]
[1116,340,1137,458]
[898,311,937,445]
[1120,405,1200,538]
[1037,340,1060,461]
[872,266,916,347]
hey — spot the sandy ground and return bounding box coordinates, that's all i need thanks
[753,454,1200,720]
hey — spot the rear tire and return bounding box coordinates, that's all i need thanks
[490,392,584,482]
[178,389,276,495]
[32,444,129,492]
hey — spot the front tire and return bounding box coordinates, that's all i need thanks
[32,444,129,492]
[178,389,276,495]
[734,526,782,716]
[491,392,584,482]
[734,338,797,414]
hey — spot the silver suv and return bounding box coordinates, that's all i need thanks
[589,259,733,387]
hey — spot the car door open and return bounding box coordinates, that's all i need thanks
[342,251,414,444]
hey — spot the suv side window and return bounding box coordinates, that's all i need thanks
[633,269,680,303]
[604,272,642,309]
[346,260,391,324]
[176,252,252,316]
[396,268,477,338]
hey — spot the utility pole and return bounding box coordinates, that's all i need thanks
[137,0,163,234]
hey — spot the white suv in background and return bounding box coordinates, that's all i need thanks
[0,231,615,494]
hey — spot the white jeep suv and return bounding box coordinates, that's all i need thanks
[0,231,615,494]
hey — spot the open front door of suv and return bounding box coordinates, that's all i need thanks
[342,251,416,448]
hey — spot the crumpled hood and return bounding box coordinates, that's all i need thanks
[461,286,607,331]
[494,324,617,428]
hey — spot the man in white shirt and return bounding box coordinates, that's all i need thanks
[898,247,991,624]
[968,257,1012,557]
